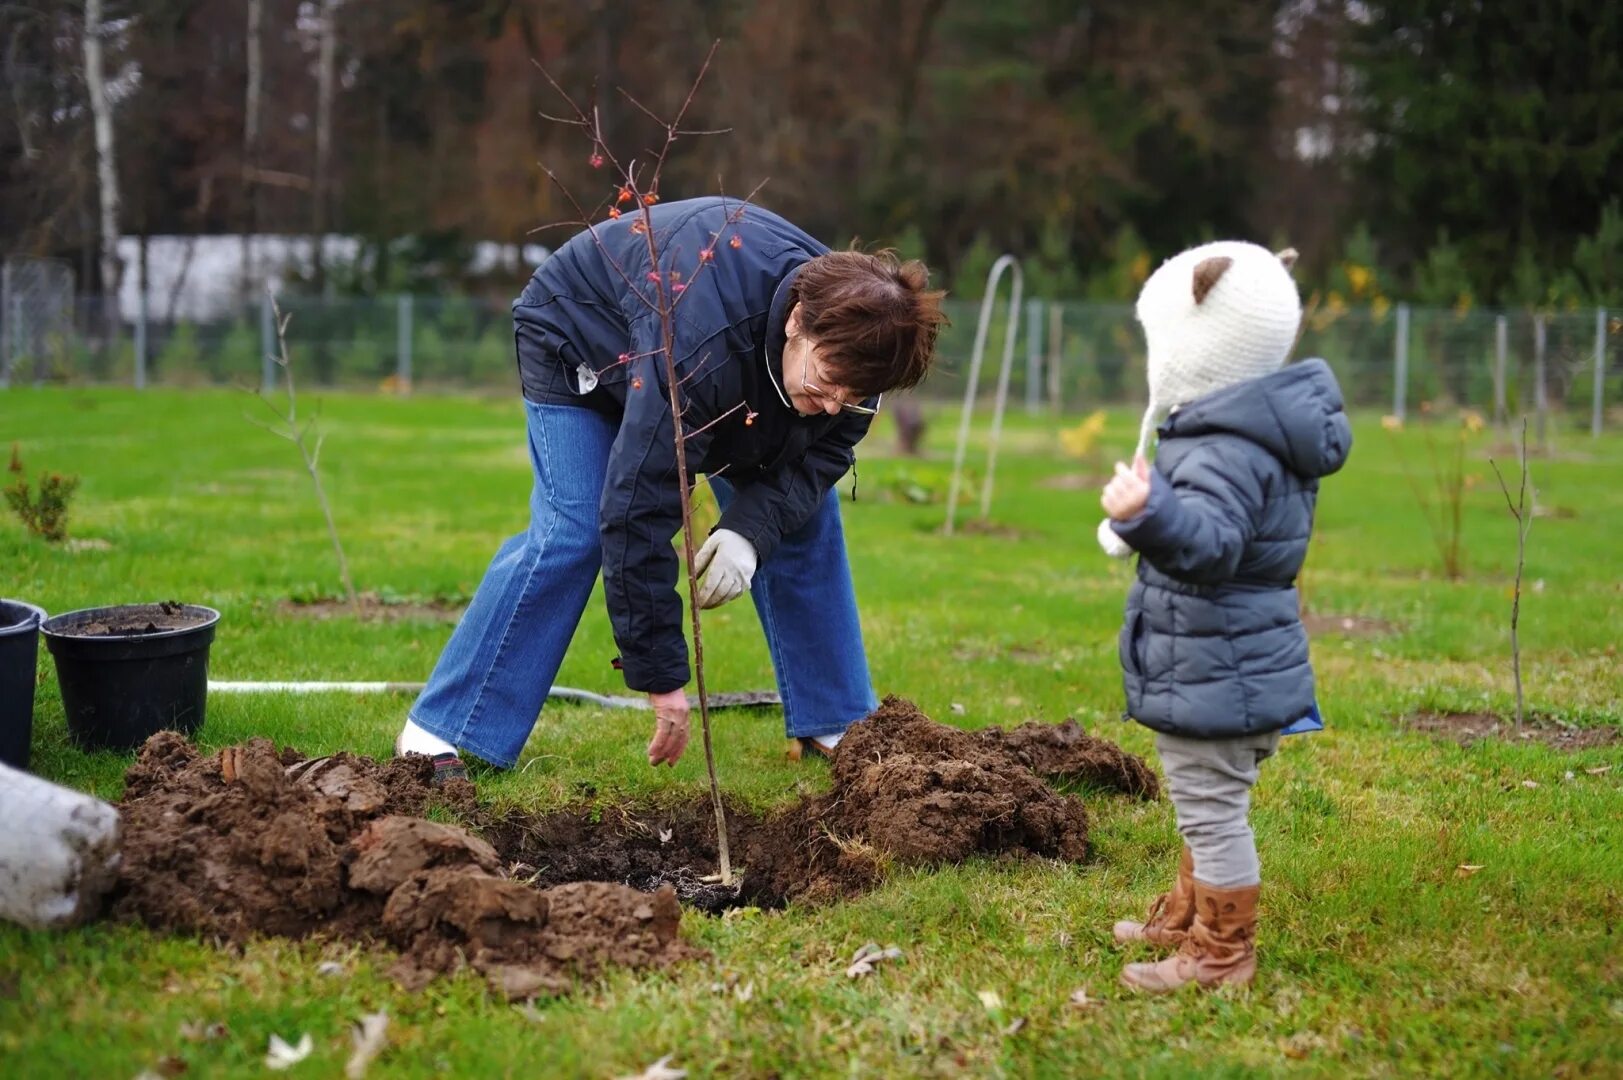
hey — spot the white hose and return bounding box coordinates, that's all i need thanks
[208,681,650,710]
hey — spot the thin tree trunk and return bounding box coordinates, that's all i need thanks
[83,0,120,335]
[243,0,263,311]
[312,0,337,295]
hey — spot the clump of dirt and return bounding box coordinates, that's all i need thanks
[979,717,1160,798]
[113,733,697,998]
[1403,711,1621,751]
[492,697,1157,909]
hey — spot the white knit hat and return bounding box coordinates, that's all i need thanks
[1098,241,1302,558]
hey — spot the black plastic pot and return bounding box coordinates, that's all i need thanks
[0,599,47,769]
[42,603,221,752]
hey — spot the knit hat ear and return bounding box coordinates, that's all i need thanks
[1192,256,1232,304]
[1276,247,1299,272]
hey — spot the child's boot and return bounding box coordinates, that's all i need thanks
[1112,846,1196,947]
[1120,881,1258,993]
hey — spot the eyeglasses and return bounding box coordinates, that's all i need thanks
[801,358,881,415]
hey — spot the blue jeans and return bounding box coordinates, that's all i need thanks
[410,400,878,767]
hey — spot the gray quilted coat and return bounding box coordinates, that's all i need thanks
[1109,358,1352,739]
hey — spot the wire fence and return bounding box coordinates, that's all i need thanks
[3,291,1619,434]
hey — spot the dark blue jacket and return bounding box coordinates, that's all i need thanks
[513,198,875,693]
[1110,359,1352,739]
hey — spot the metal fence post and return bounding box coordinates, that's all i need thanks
[0,296,17,390]
[397,293,413,392]
[1534,313,1548,449]
[134,281,148,390]
[1393,303,1410,421]
[1046,302,1062,413]
[260,290,276,394]
[1024,299,1042,415]
[1594,308,1607,438]
[1493,314,1507,426]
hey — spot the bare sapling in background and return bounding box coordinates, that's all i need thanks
[531,43,761,886]
[247,297,359,614]
[1488,418,1533,732]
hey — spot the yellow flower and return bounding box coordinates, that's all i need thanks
[1381,415,1403,431]
[1453,293,1474,318]
[1461,410,1486,433]
[1346,264,1372,298]
[1372,295,1391,323]
[1059,410,1109,459]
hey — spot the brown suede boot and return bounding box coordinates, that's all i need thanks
[1120,881,1259,993]
[1113,846,1196,947]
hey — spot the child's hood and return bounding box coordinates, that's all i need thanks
[1161,358,1351,479]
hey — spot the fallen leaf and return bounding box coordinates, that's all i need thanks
[345,1011,389,1079]
[1564,771,1575,781]
[179,1020,228,1042]
[1002,1017,1026,1037]
[1521,779,1540,789]
[265,1033,312,1071]
[734,981,754,1003]
[977,989,1004,1011]
[155,1055,188,1077]
[658,827,673,844]
[1456,864,1485,877]
[845,942,905,979]
[1585,765,1612,776]
[512,1003,547,1023]
[1282,1032,1321,1059]
[316,961,345,977]
[1068,988,1101,1010]
[615,1056,686,1080]
[950,703,966,716]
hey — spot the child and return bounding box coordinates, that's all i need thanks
[1096,240,1351,993]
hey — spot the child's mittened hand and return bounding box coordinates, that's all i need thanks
[1101,454,1152,521]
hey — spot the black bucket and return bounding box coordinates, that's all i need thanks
[42,602,221,752]
[0,599,47,769]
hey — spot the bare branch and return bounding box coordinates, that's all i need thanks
[616,86,669,129]
[681,400,749,441]
[535,163,657,314]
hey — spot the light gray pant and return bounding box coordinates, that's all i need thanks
[1156,730,1281,888]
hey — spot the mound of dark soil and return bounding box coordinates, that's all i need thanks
[493,697,1157,909]
[113,733,697,998]
[109,699,1155,995]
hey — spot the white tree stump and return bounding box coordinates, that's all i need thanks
[0,762,121,929]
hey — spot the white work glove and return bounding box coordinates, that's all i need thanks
[693,528,757,609]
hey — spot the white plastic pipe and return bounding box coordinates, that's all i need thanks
[208,681,650,710]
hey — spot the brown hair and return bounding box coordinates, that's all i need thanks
[789,249,947,397]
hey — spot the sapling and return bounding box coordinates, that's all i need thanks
[246,298,359,614]
[530,44,758,885]
[1487,418,1532,732]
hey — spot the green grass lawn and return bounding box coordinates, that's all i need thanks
[2,386,1620,1078]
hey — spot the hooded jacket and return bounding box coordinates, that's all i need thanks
[514,198,874,693]
[1109,358,1352,738]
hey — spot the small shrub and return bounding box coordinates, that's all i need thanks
[5,443,80,542]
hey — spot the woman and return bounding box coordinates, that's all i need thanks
[398,197,945,779]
